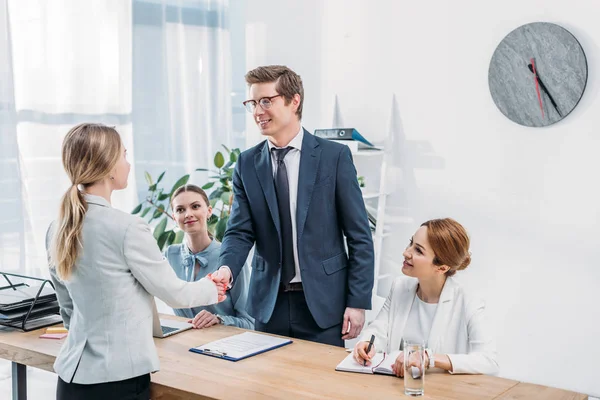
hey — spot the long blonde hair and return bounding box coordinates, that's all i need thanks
[52,123,122,279]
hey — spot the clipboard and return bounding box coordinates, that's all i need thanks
[189,332,292,362]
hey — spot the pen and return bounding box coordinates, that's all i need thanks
[364,334,375,367]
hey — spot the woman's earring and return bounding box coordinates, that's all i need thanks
[110,176,115,180]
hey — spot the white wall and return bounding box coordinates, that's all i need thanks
[245,0,600,396]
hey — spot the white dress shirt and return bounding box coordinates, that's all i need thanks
[266,127,303,283]
[402,295,438,347]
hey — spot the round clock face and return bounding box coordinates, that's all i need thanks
[488,22,587,127]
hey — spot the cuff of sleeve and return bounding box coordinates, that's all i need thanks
[446,354,461,374]
[346,296,372,310]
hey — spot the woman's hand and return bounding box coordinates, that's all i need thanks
[391,351,427,378]
[353,340,376,366]
[189,310,220,329]
[391,351,405,377]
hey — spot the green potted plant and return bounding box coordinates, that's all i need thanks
[357,175,366,189]
[131,145,240,250]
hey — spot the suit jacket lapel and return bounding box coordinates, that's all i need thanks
[390,279,419,352]
[427,278,456,350]
[254,141,281,236]
[296,130,320,239]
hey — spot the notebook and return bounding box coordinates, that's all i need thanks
[335,351,401,375]
[190,332,292,362]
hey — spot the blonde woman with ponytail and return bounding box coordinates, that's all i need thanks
[353,218,498,377]
[46,123,225,400]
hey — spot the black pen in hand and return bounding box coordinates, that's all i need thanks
[364,334,375,367]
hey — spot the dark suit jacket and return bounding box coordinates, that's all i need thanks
[220,130,374,329]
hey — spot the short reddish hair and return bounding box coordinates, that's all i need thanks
[421,218,471,277]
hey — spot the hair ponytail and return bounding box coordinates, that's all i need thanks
[53,185,87,279]
[50,123,122,280]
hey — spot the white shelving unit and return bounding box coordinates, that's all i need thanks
[353,148,388,322]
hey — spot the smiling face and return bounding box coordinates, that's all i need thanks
[249,81,300,140]
[402,226,449,279]
[172,191,212,235]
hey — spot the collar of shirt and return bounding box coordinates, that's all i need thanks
[266,126,304,153]
[83,193,111,208]
[180,239,218,270]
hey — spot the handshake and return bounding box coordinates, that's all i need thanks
[207,266,232,303]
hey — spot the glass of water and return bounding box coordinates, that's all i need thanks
[403,341,425,396]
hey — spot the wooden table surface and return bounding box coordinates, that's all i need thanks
[0,316,588,400]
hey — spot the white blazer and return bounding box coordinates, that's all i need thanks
[47,194,218,384]
[359,277,498,375]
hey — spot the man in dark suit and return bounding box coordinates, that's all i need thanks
[211,65,374,346]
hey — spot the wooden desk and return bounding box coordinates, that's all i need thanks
[0,316,588,400]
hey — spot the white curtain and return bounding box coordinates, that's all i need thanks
[132,0,233,201]
[0,0,232,277]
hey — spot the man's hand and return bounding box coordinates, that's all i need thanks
[210,266,232,288]
[206,273,227,303]
[189,310,220,329]
[341,307,365,340]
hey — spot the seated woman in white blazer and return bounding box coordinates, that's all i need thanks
[47,123,226,400]
[354,218,498,376]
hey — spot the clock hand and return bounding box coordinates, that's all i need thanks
[529,59,544,119]
[527,63,563,117]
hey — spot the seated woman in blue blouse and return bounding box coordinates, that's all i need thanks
[164,184,254,330]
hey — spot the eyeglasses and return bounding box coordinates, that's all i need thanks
[242,94,282,113]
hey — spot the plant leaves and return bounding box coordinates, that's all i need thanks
[173,230,185,245]
[169,174,190,195]
[202,182,215,190]
[157,230,171,250]
[165,230,176,247]
[140,207,151,217]
[145,171,153,185]
[149,184,157,191]
[215,215,229,242]
[220,192,231,205]
[222,144,231,154]
[209,187,224,200]
[157,171,166,184]
[152,205,165,219]
[195,168,211,172]
[132,203,142,214]
[229,151,237,163]
[209,198,218,208]
[207,214,218,225]
[214,152,225,169]
[153,218,168,240]
[158,193,169,201]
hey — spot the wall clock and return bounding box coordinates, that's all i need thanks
[488,22,587,127]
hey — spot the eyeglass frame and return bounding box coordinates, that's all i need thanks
[242,94,283,113]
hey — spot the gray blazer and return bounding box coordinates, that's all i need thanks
[46,194,218,384]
